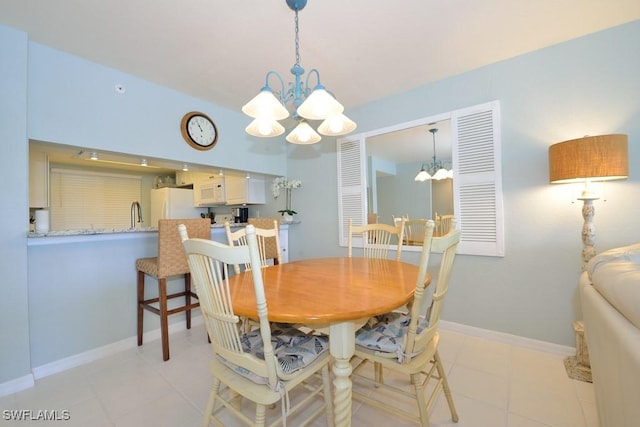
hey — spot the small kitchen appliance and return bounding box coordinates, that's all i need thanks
[232,207,249,223]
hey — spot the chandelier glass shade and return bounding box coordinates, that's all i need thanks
[242,0,356,143]
[415,128,453,181]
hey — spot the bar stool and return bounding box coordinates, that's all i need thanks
[136,218,211,361]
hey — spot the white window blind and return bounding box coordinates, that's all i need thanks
[50,168,142,230]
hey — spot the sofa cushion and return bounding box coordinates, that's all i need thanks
[586,243,640,329]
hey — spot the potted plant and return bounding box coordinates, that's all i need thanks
[272,177,301,223]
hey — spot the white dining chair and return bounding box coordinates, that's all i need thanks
[351,220,461,426]
[179,224,334,427]
[224,220,281,274]
[348,218,405,261]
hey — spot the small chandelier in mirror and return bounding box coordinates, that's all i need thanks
[415,128,453,181]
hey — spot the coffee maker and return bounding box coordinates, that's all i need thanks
[232,207,249,223]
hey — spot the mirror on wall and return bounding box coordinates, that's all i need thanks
[338,100,503,256]
[365,119,453,246]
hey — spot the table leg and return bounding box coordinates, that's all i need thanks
[329,321,355,427]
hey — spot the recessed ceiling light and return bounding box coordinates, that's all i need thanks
[182,164,189,171]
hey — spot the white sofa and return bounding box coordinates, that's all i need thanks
[580,243,640,427]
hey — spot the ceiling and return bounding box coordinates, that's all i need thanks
[2,1,639,113]
[5,1,640,169]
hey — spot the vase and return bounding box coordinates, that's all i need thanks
[285,188,292,212]
[282,213,293,223]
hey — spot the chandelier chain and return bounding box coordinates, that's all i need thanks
[294,10,300,66]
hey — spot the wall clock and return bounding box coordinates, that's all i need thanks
[180,111,218,151]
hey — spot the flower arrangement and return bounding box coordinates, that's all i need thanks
[272,177,302,216]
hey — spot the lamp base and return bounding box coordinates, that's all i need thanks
[578,196,598,271]
[564,321,592,382]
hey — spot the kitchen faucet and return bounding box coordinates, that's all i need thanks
[130,201,142,228]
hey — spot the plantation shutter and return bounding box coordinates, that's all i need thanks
[337,136,367,246]
[451,100,504,256]
[50,168,142,231]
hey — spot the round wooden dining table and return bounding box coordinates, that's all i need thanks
[228,257,424,427]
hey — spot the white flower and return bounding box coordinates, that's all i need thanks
[271,176,302,199]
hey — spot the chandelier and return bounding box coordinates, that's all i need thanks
[241,0,356,144]
[414,128,453,181]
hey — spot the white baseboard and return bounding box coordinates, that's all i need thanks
[440,320,575,356]
[0,374,34,398]
[31,316,204,380]
[31,335,135,380]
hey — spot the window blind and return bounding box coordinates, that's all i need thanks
[50,168,142,230]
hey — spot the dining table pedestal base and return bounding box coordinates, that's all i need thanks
[329,321,362,427]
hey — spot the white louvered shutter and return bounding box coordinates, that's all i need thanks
[451,101,504,256]
[337,137,367,246]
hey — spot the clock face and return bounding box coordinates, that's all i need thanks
[181,112,218,150]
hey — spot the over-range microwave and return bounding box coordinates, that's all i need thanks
[194,178,225,206]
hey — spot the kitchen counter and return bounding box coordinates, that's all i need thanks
[28,226,159,238]
[25,222,293,246]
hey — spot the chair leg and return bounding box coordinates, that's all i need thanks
[255,403,267,427]
[137,270,145,346]
[321,364,335,427]
[202,377,221,427]
[158,278,170,361]
[185,273,192,330]
[412,372,430,427]
[374,361,384,385]
[434,350,459,422]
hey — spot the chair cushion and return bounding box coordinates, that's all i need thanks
[219,324,329,384]
[136,257,158,276]
[355,312,429,354]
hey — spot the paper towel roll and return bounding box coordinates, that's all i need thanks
[35,209,49,233]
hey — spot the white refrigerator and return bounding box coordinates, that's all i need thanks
[150,187,208,227]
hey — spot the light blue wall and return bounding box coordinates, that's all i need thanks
[287,20,640,346]
[0,25,31,385]
[377,162,432,223]
[27,43,287,176]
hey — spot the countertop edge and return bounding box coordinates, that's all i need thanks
[27,222,295,246]
[27,231,158,246]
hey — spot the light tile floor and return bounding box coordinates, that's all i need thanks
[0,324,599,426]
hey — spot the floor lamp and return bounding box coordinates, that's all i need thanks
[548,134,628,382]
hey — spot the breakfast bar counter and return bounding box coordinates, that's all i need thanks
[26,223,251,246]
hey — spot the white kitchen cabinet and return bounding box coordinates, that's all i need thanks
[29,148,49,208]
[225,175,265,205]
[279,225,289,263]
[175,171,215,186]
